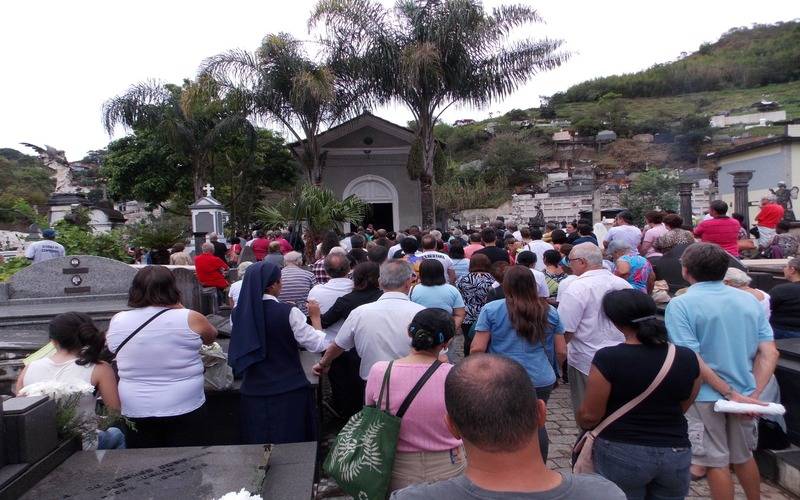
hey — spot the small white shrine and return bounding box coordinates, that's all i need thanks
[189,184,229,240]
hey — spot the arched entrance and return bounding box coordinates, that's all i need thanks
[342,174,400,231]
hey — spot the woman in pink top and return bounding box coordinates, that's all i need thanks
[364,308,464,493]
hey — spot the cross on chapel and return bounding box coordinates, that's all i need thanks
[203,183,215,198]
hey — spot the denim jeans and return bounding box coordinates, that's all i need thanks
[98,427,126,450]
[593,437,691,500]
[537,385,553,461]
[773,327,800,340]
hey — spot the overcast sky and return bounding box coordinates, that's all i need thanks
[1,1,797,160]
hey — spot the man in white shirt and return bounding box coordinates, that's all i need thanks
[514,251,550,299]
[388,232,408,259]
[307,253,353,342]
[25,229,65,264]
[418,234,456,283]
[557,243,632,421]
[525,229,554,272]
[313,260,424,380]
[603,210,642,254]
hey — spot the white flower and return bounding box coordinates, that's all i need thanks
[19,381,94,399]
[216,489,263,500]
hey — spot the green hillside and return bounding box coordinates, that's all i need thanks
[555,21,800,103]
[553,79,800,135]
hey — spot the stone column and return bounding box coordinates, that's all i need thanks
[679,180,694,227]
[729,170,754,227]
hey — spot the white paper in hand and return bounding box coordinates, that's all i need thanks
[713,399,786,416]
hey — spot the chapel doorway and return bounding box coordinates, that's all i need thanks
[342,174,400,232]
[365,203,394,231]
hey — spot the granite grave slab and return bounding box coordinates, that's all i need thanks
[2,255,137,302]
[21,442,317,500]
[2,396,58,465]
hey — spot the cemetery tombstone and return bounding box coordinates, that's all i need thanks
[2,396,58,465]
[2,255,137,302]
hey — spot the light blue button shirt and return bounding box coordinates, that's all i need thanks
[665,281,773,402]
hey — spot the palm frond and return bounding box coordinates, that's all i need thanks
[101,80,172,135]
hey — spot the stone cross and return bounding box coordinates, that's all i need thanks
[203,184,215,198]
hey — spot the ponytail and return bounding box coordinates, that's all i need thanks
[632,316,668,346]
[602,289,668,347]
[49,312,107,365]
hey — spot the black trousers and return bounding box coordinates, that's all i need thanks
[328,349,366,419]
[125,404,207,449]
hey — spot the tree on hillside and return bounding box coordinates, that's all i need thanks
[201,33,366,185]
[620,168,679,224]
[557,21,800,102]
[102,127,298,227]
[311,0,568,227]
[102,76,255,199]
[102,129,193,207]
[484,133,544,185]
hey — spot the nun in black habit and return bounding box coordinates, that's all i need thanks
[229,261,330,444]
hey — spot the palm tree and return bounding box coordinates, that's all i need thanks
[255,184,366,260]
[311,0,569,227]
[201,33,367,185]
[102,76,256,199]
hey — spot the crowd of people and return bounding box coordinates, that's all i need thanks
[13,204,800,500]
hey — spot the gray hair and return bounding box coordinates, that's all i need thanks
[570,242,604,267]
[379,260,413,290]
[763,194,777,203]
[606,239,632,256]
[329,246,347,255]
[724,267,752,287]
[237,261,253,279]
[430,230,442,241]
[201,242,214,253]
[284,251,303,266]
[208,232,219,241]
[451,228,463,238]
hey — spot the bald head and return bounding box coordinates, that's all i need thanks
[324,252,350,278]
[445,354,539,453]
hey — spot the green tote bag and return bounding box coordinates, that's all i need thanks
[324,360,442,500]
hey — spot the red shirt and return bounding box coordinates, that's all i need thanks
[694,217,740,256]
[271,237,294,255]
[251,238,269,261]
[194,253,229,288]
[756,204,785,229]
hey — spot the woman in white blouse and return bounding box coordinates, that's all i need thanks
[106,266,217,448]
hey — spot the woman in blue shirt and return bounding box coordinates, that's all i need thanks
[471,265,566,460]
[448,240,470,281]
[410,259,466,331]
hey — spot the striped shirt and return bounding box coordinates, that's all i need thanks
[278,265,316,315]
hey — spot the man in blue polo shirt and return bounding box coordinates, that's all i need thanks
[666,243,778,500]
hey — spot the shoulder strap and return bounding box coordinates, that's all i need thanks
[113,308,172,356]
[377,361,394,412]
[592,343,676,437]
[396,360,442,418]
